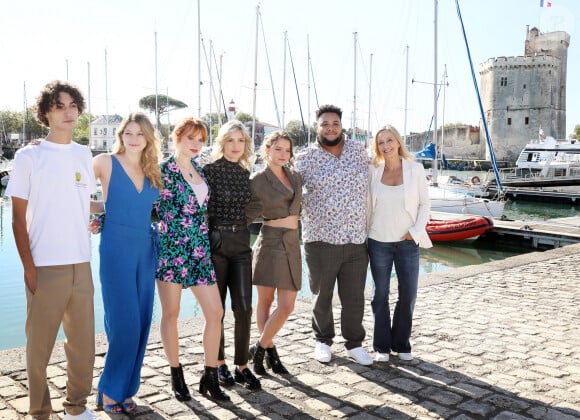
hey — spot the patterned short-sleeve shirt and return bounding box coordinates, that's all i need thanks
[295,138,369,244]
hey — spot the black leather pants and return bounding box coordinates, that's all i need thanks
[210,227,253,366]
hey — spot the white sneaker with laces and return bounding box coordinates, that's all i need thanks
[63,408,100,420]
[313,342,332,363]
[375,352,390,362]
[346,346,373,366]
[397,352,414,361]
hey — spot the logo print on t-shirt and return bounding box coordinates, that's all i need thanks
[75,172,81,182]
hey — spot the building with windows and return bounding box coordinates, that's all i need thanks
[479,26,570,161]
[89,114,123,153]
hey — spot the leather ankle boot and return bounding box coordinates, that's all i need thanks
[199,366,230,401]
[170,364,192,401]
[250,342,267,375]
[266,346,289,374]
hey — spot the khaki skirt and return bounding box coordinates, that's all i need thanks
[252,225,302,291]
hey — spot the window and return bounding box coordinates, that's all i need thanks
[525,117,529,125]
[508,118,512,125]
[523,84,526,89]
[93,128,97,135]
[500,76,508,87]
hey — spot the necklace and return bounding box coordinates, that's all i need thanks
[175,157,195,179]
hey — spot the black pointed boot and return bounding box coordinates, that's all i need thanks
[266,346,289,374]
[170,364,192,401]
[199,366,230,401]
[250,342,267,375]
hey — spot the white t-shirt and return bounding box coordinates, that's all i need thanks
[368,183,413,243]
[6,140,97,266]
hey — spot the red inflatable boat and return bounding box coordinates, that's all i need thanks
[426,215,494,242]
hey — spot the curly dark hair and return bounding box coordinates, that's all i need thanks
[315,104,342,120]
[34,80,85,127]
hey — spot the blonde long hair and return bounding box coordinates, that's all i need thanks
[371,124,415,167]
[211,120,254,170]
[113,112,163,189]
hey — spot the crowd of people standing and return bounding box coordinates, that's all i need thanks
[6,80,431,419]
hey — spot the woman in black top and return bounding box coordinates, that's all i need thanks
[203,120,261,391]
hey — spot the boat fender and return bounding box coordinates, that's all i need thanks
[471,176,481,184]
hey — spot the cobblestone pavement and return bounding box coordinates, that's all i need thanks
[1,244,579,419]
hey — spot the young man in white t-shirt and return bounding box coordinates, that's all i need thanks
[6,80,99,420]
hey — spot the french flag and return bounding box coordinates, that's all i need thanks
[540,0,552,7]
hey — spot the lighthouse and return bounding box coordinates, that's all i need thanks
[226,99,236,121]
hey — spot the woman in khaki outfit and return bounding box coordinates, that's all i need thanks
[246,131,302,375]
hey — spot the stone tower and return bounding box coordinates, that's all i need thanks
[479,26,570,162]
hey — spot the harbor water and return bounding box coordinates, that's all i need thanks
[0,189,577,351]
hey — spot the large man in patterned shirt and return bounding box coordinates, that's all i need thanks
[295,104,372,366]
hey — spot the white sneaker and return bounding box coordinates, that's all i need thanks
[346,347,373,366]
[397,352,414,361]
[313,342,332,363]
[375,352,390,362]
[63,408,100,420]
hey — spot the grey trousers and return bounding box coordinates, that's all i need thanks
[304,241,368,350]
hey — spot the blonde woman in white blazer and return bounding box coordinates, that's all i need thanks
[367,124,432,363]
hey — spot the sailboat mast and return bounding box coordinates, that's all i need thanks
[367,52,373,145]
[87,62,91,149]
[307,34,311,144]
[105,48,109,150]
[441,65,447,159]
[352,32,357,140]
[22,82,27,142]
[209,39,214,146]
[432,0,439,186]
[155,31,159,132]
[197,0,201,118]
[251,4,259,147]
[404,45,409,146]
[282,31,287,129]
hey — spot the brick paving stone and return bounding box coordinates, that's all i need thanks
[492,411,533,419]
[304,396,341,411]
[317,383,351,398]
[483,393,531,412]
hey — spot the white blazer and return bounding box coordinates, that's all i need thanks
[368,159,433,248]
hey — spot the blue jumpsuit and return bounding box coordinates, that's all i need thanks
[98,156,159,403]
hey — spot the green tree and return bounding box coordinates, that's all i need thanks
[0,110,22,142]
[572,124,580,140]
[235,112,254,124]
[202,112,227,138]
[23,108,45,140]
[138,94,187,129]
[285,119,315,147]
[73,113,93,145]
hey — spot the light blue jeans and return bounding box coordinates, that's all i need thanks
[368,238,419,354]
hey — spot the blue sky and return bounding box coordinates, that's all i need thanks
[1,0,578,138]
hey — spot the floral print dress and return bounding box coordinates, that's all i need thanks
[155,156,217,288]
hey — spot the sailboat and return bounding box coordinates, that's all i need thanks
[421,0,505,218]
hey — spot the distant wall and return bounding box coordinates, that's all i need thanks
[407,125,486,160]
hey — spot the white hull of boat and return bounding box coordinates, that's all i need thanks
[429,186,504,218]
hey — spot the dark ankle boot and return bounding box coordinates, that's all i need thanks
[217,364,235,386]
[266,346,289,374]
[250,342,267,375]
[234,367,261,390]
[170,364,192,401]
[199,366,230,401]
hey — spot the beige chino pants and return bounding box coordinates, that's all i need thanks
[25,263,95,420]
